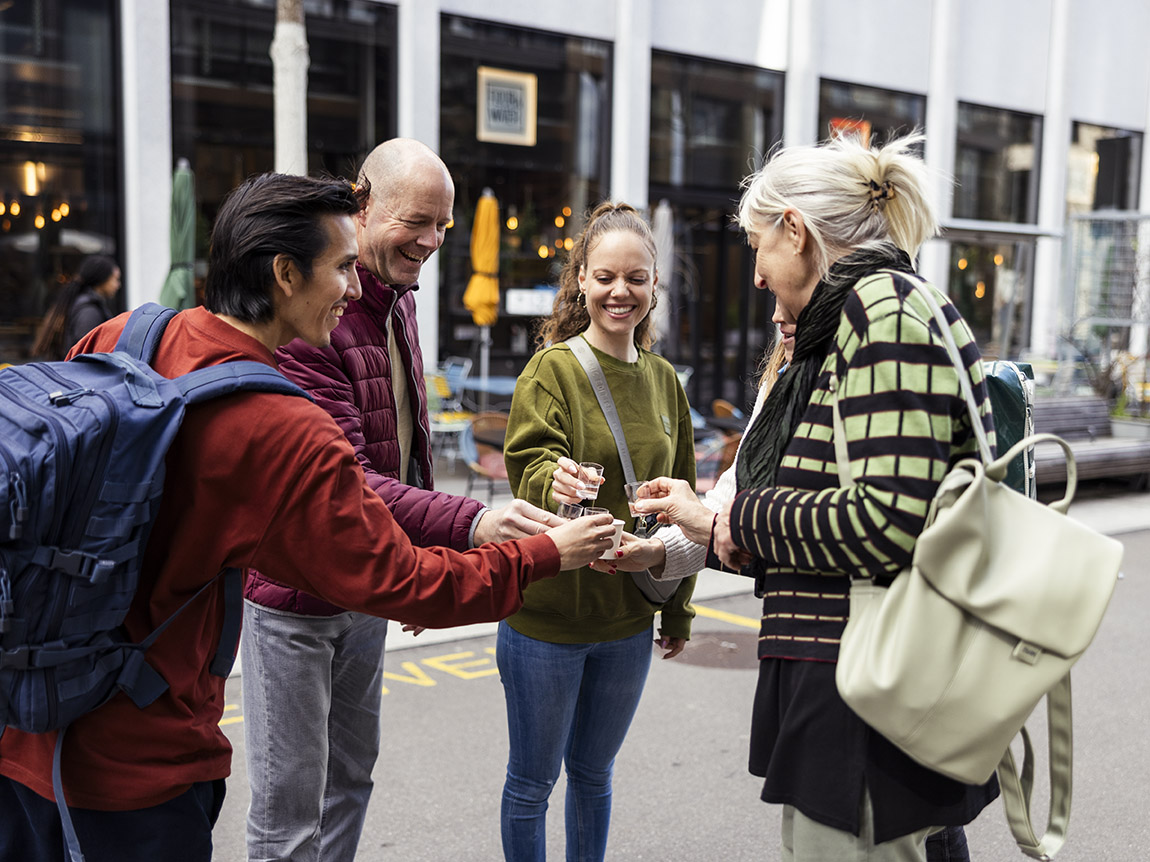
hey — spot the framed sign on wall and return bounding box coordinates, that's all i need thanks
[477,66,537,146]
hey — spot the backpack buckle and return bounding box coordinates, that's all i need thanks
[0,645,29,669]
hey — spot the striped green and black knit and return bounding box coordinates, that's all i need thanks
[729,269,996,663]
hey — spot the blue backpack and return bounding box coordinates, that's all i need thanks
[0,303,309,860]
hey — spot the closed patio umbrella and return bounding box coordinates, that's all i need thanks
[462,188,500,409]
[159,158,197,311]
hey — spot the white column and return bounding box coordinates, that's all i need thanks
[120,0,172,308]
[918,0,958,290]
[782,0,818,148]
[397,0,443,363]
[271,6,309,176]
[1031,0,1070,359]
[1131,65,1150,359]
[609,0,653,209]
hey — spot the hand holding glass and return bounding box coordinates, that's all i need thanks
[577,462,604,501]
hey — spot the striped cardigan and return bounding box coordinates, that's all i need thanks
[729,269,995,663]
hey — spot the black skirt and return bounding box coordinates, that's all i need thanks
[748,657,999,844]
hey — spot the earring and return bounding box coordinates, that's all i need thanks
[577,291,586,308]
[650,293,658,310]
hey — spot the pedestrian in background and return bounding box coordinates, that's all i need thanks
[241,139,567,862]
[499,201,697,862]
[31,254,121,360]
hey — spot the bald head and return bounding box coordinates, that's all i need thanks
[358,138,451,207]
[355,138,455,286]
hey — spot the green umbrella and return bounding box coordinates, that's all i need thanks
[159,159,197,310]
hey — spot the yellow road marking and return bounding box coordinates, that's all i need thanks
[221,604,758,725]
[692,604,759,629]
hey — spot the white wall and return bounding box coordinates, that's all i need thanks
[120,0,172,309]
[651,0,789,70]
[818,0,932,93]
[439,0,617,40]
[954,0,1052,113]
[1065,0,1150,128]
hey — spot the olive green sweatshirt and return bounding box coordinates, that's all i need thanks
[504,336,698,643]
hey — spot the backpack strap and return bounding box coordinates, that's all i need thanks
[176,360,311,405]
[114,302,177,362]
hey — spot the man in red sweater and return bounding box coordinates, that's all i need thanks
[0,173,614,862]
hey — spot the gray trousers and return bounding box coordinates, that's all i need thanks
[241,601,388,862]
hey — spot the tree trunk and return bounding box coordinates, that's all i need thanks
[272,0,308,175]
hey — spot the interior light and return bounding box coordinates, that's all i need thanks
[957,258,968,270]
[59,202,69,217]
[554,216,565,228]
[22,161,39,197]
[10,201,20,216]
[554,238,563,249]
[537,245,549,259]
[0,202,5,216]
[34,213,45,229]
[974,281,986,299]
[993,254,1004,266]
[562,206,572,217]
[564,237,573,251]
[51,209,61,222]
[506,216,518,231]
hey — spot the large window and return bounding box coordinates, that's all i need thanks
[0,0,121,364]
[947,235,1034,359]
[650,52,781,191]
[438,16,611,373]
[1066,122,1142,215]
[817,80,925,147]
[649,52,784,410]
[170,0,397,295]
[954,102,1042,224]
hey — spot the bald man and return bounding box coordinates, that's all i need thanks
[241,140,560,862]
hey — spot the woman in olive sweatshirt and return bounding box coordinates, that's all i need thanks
[499,202,697,862]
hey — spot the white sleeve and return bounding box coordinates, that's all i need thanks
[656,384,769,581]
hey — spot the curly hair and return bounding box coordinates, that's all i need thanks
[534,201,658,351]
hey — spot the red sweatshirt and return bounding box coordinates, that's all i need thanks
[0,307,559,810]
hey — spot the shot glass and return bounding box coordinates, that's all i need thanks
[581,506,611,518]
[624,481,648,517]
[556,501,584,520]
[599,518,625,560]
[577,462,604,501]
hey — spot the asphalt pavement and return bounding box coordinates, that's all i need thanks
[210,470,1150,860]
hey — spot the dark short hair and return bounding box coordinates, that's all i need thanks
[205,173,361,323]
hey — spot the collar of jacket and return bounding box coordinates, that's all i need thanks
[355,261,420,316]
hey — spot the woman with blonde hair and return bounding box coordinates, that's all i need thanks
[499,201,697,861]
[636,134,998,861]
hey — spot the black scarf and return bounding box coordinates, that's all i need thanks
[735,245,915,493]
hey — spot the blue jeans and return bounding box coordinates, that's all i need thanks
[0,775,225,862]
[242,602,388,862]
[496,621,653,862]
[926,825,970,861]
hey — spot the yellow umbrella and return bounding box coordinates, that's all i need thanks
[462,190,500,327]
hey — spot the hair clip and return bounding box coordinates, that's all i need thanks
[866,179,895,212]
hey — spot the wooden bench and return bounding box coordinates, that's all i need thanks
[1031,396,1150,488]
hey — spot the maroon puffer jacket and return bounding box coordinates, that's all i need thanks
[244,263,485,616]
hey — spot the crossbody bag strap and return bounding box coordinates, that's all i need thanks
[566,336,637,484]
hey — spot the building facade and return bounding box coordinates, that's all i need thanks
[3,0,1149,407]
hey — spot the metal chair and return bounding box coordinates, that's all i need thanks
[439,356,472,412]
[711,398,744,420]
[461,411,512,504]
